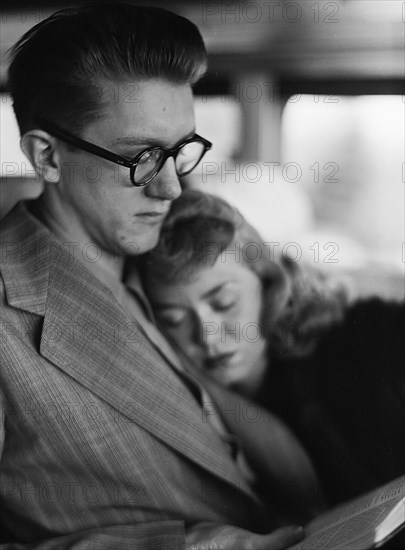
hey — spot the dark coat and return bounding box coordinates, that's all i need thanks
[256,298,405,506]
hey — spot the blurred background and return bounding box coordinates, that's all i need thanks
[1,0,404,298]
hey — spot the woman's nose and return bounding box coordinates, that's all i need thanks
[193,308,223,348]
[145,157,182,201]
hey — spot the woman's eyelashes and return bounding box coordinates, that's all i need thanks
[211,298,236,311]
[156,308,187,327]
[211,289,238,312]
[156,290,239,329]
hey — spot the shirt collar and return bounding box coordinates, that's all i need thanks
[124,264,156,322]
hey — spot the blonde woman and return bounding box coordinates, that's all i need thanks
[142,189,405,506]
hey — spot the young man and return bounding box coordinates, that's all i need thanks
[0,4,307,548]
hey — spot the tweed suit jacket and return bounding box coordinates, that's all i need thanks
[0,203,269,548]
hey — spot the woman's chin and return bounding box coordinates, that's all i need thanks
[196,351,267,396]
[212,365,252,391]
[223,362,267,397]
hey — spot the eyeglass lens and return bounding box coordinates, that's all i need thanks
[133,140,206,184]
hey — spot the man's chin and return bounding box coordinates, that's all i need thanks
[144,229,162,252]
[122,230,161,257]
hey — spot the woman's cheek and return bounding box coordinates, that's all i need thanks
[166,326,199,358]
[166,325,186,345]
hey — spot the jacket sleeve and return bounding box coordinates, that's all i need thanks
[0,523,184,550]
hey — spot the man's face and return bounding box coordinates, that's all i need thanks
[53,79,195,257]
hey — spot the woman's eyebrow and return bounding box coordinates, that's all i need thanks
[201,282,230,300]
[154,304,185,311]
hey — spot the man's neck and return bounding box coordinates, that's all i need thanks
[27,195,126,281]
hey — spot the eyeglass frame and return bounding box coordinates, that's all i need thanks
[33,116,212,187]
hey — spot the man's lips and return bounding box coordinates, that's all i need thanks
[135,211,169,222]
[137,211,169,217]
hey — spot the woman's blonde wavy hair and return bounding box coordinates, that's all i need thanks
[144,189,348,358]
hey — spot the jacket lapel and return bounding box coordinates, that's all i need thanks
[1,203,259,502]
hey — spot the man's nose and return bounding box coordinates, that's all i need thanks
[145,157,182,201]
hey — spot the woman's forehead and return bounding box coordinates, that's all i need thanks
[147,256,261,305]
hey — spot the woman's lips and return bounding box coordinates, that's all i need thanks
[204,351,237,370]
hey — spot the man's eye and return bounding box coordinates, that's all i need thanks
[138,151,154,164]
[120,150,153,162]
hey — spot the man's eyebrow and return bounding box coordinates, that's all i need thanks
[114,136,162,148]
[113,130,196,149]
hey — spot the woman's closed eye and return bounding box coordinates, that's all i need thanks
[156,308,187,327]
[211,292,238,311]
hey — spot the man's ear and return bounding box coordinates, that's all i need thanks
[20,130,61,183]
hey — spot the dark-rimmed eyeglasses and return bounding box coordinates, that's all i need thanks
[34,117,212,187]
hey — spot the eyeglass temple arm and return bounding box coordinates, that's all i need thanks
[33,117,133,168]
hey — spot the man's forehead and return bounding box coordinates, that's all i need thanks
[87,78,195,146]
[99,77,194,110]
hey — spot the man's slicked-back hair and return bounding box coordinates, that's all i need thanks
[8,2,207,135]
